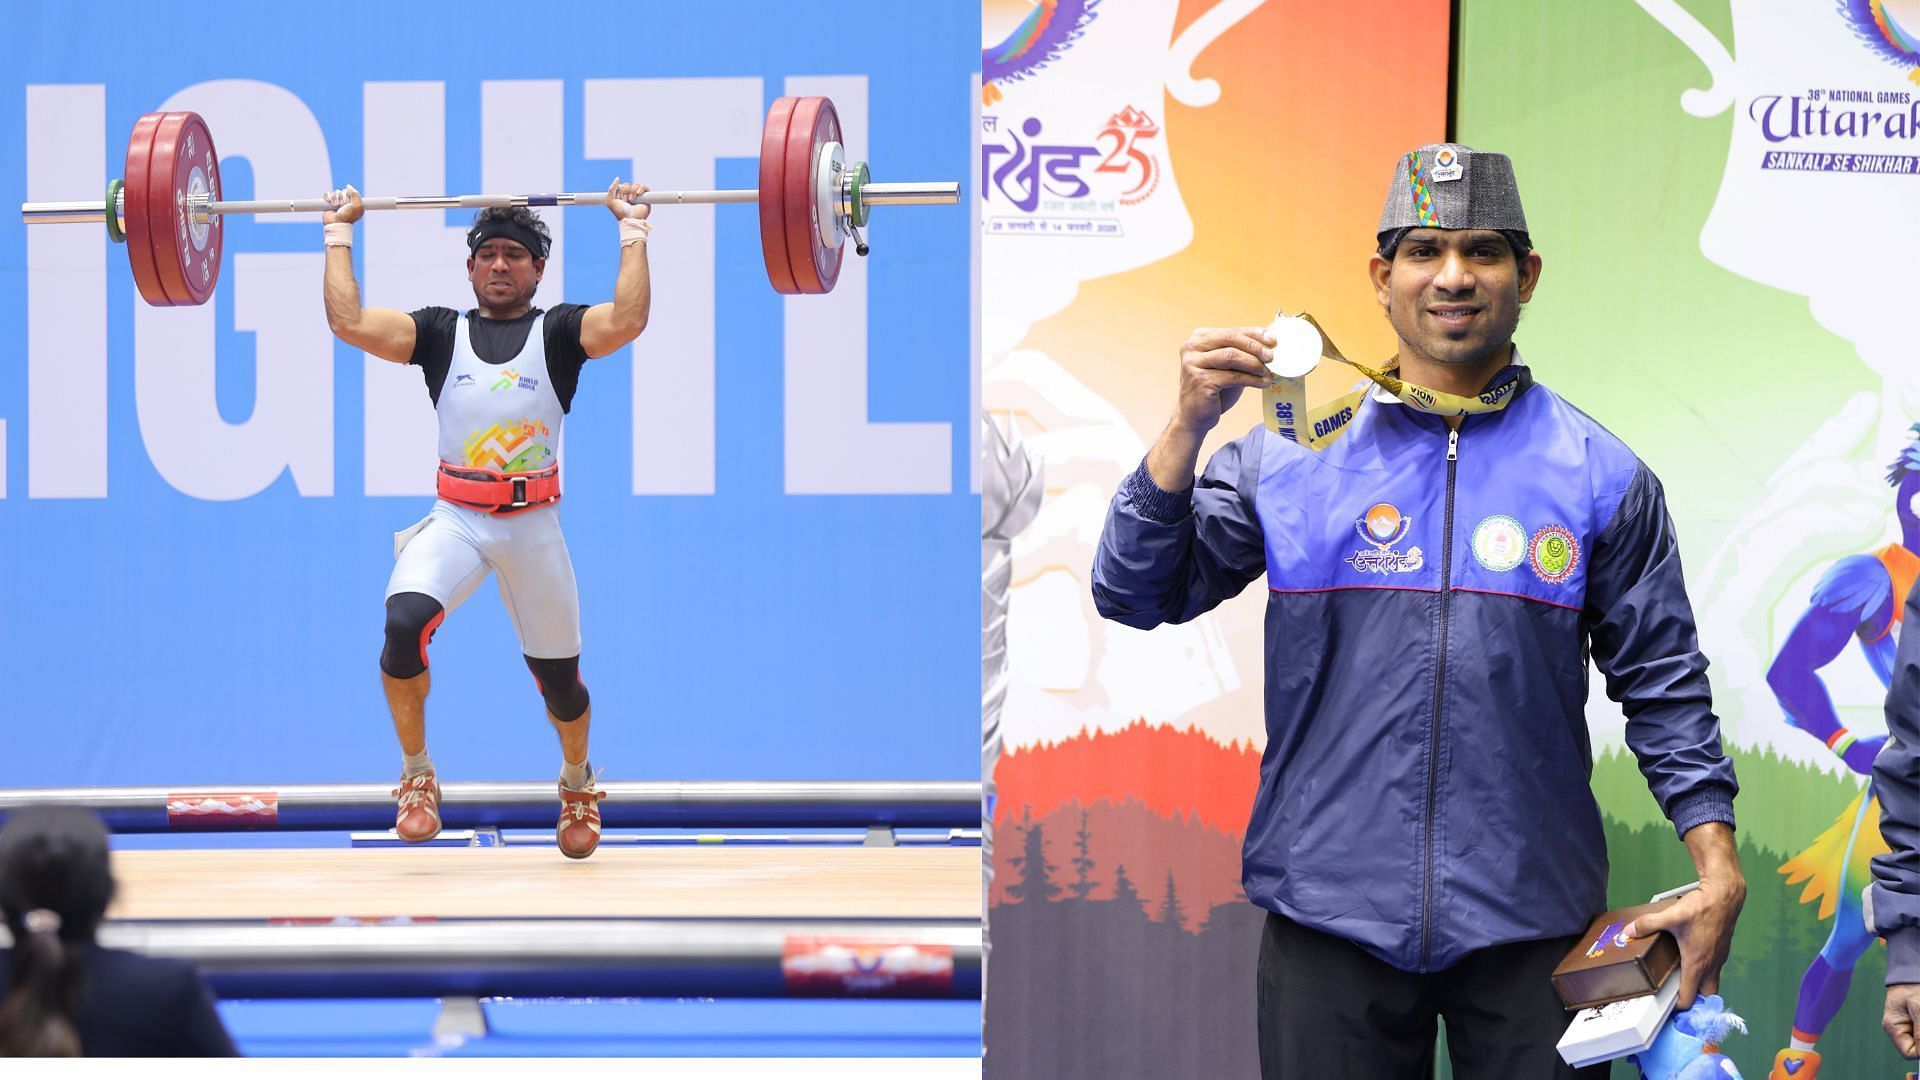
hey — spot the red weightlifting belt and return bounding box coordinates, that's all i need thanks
[436,462,561,516]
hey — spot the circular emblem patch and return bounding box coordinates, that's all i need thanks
[1529,525,1580,584]
[1471,515,1526,573]
[1362,502,1404,544]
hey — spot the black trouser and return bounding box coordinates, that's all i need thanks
[1256,912,1606,1079]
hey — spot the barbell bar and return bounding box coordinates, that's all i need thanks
[20,96,961,305]
[22,182,954,223]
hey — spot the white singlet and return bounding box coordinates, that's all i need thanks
[386,314,580,659]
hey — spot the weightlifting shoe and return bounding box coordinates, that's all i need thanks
[557,777,607,859]
[392,771,442,843]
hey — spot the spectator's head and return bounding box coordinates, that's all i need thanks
[0,806,116,1057]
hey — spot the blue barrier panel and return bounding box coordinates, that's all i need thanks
[217,997,983,1058]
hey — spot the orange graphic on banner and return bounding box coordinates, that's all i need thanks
[1095,105,1162,203]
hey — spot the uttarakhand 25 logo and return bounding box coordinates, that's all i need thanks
[981,107,1165,213]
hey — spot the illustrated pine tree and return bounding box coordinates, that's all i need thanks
[1158,870,1187,932]
[1069,808,1097,899]
[1112,862,1143,916]
[1007,817,1062,903]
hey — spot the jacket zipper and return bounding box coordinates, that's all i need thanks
[1422,424,1459,971]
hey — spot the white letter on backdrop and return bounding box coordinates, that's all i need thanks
[25,84,107,499]
[783,75,951,494]
[584,77,763,495]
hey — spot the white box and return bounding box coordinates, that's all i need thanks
[1556,966,1682,1068]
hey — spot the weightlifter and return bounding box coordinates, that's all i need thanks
[319,180,653,859]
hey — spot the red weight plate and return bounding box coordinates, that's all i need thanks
[148,112,223,306]
[758,97,799,295]
[122,113,171,306]
[140,113,190,305]
[782,97,844,295]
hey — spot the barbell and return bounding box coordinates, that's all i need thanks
[19,96,960,305]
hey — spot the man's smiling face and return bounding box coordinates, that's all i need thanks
[1369,228,1541,369]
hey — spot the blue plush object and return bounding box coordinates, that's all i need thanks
[1630,995,1746,1080]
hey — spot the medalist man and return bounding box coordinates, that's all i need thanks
[1092,144,1745,1077]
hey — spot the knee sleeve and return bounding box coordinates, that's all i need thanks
[526,655,590,721]
[380,593,446,679]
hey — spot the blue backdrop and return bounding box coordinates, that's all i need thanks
[0,3,979,787]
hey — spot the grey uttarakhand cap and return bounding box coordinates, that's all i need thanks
[1376,143,1528,241]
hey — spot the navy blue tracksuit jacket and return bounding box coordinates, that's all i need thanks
[1093,365,1738,972]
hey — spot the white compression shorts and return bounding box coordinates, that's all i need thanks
[385,499,582,659]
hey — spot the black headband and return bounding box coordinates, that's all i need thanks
[467,218,549,260]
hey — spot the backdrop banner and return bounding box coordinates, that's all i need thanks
[980,1,1451,1075]
[1455,2,1920,1075]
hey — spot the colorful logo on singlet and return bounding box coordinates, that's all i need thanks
[464,419,553,472]
[1346,502,1425,575]
[1471,515,1526,573]
[490,368,540,392]
[1529,525,1580,584]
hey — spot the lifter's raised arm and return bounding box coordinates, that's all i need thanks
[321,185,416,364]
[580,178,653,359]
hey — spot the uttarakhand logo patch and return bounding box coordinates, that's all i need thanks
[1359,502,1410,547]
[1529,525,1580,584]
[1471,515,1526,573]
[1346,502,1424,574]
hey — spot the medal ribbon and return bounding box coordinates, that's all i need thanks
[1261,312,1522,451]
